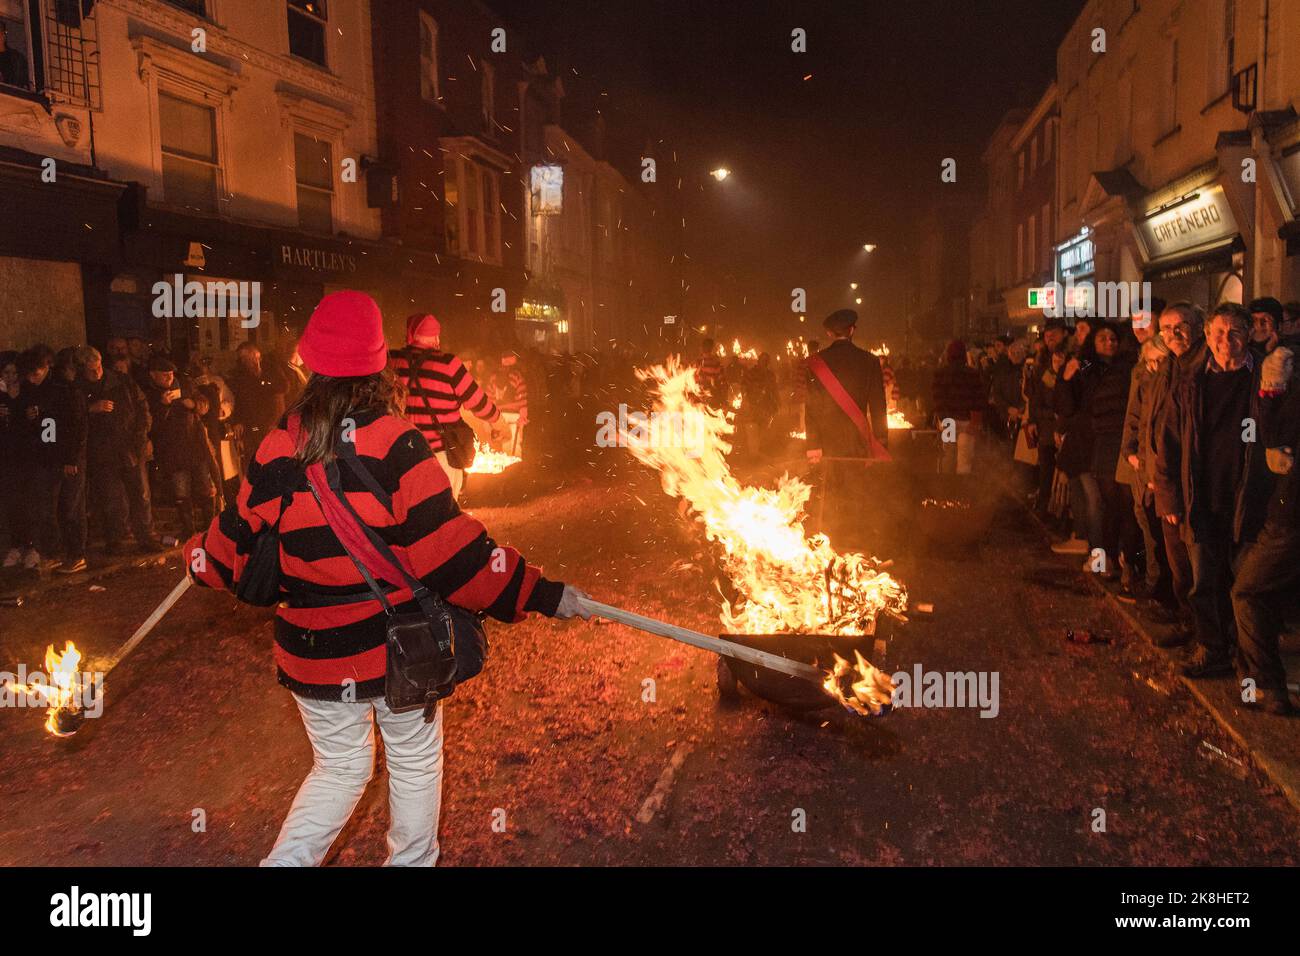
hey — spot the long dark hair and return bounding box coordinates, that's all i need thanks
[289,369,403,465]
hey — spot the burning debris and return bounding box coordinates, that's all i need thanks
[887,409,914,430]
[822,651,894,717]
[623,359,906,714]
[465,438,521,475]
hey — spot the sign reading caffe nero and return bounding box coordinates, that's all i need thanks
[1136,184,1238,263]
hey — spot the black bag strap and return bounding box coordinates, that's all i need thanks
[404,347,449,440]
[322,439,448,622]
[304,476,399,617]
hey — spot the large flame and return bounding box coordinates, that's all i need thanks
[626,359,907,639]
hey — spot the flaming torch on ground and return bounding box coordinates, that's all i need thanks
[17,641,89,737]
[605,357,907,716]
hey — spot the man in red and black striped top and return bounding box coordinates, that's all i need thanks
[390,314,499,499]
[695,338,725,404]
[492,351,528,457]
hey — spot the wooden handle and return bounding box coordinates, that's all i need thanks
[576,597,822,682]
[107,576,194,672]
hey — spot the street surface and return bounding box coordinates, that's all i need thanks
[2,446,1298,866]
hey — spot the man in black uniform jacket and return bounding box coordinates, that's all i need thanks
[805,309,890,552]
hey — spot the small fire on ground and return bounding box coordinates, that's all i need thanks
[626,359,907,715]
[464,439,520,474]
[20,642,85,736]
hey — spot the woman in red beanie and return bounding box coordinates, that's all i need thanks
[184,290,589,866]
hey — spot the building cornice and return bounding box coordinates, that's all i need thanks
[104,0,363,107]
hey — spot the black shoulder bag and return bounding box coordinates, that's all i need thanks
[233,488,295,607]
[408,348,477,471]
[306,440,487,720]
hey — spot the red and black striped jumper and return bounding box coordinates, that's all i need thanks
[183,410,565,701]
[390,348,500,454]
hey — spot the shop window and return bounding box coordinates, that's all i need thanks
[481,60,495,132]
[0,14,32,91]
[287,0,327,67]
[160,92,221,213]
[1158,38,1179,135]
[444,156,461,254]
[419,12,439,103]
[165,0,207,15]
[443,154,502,263]
[294,131,334,234]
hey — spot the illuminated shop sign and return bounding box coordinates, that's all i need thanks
[1137,184,1238,261]
[530,165,564,215]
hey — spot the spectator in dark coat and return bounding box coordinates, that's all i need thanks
[1229,342,1299,714]
[1155,303,1272,679]
[228,341,289,468]
[10,349,60,570]
[931,339,984,475]
[49,348,88,573]
[77,346,161,554]
[0,350,20,566]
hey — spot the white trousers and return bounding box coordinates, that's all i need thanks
[434,450,464,501]
[261,695,444,867]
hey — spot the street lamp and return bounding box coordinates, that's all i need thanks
[863,243,877,253]
[850,282,858,290]
[710,167,730,182]
[855,297,863,305]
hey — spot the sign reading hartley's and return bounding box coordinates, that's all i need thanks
[1136,183,1239,262]
[278,242,360,276]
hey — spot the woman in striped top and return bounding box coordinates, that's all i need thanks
[184,291,589,866]
[390,313,499,499]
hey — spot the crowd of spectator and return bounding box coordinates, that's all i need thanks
[929,296,1300,716]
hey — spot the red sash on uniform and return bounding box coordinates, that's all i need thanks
[806,354,891,461]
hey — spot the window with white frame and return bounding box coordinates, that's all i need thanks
[481,60,495,133]
[287,0,327,67]
[1027,214,1036,280]
[1015,222,1024,281]
[294,131,333,233]
[159,92,221,213]
[420,12,440,103]
[1164,37,1185,135]
[443,154,502,263]
[1040,202,1050,272]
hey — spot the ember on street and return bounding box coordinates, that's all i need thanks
[2,0,1299,936]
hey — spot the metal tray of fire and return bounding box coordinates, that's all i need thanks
[716,628,882,711]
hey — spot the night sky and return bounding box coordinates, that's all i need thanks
[493,0,1086,351]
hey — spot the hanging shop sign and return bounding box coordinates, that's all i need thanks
[530,165,564,215]
[1055,229,1095,283]
[1136,184,1239,263]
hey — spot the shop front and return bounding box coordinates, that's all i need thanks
[116,198,395,370]
[0,150,125,350]
[1263,114,1300,302]
[1133,172,1245,310]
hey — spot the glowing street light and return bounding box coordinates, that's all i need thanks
[710,167,730,182]
[850,282,858,290]
[855,297,863,305]
[863,243,877,253]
